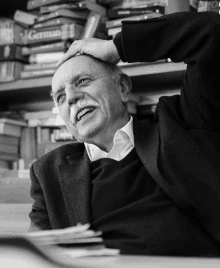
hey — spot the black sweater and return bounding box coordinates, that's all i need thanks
[90,149,220,256]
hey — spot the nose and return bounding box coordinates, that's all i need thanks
[66,87,84,106]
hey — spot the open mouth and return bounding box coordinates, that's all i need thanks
[76,107,96,122]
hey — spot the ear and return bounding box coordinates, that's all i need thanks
[119,73,132,104]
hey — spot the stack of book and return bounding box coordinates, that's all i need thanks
[23,109,78,159]
[106,0,167,38]
[0,118,27,169]
[15,0,108,79]
[0,18,26,82]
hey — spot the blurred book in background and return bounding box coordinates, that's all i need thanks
[16,0,108,79]
[0,18,25,82]
[105,0,167,38]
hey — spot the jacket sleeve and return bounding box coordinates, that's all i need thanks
[113,12,220,131]
[28,164,51,231]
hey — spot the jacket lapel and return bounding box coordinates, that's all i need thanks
[58,143,91,226]
[133,118,186,210]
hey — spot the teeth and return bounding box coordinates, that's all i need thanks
[77,107,95,121]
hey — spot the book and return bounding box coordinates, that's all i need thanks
[23,62,58,71]
[108,5,165,19]
[109,0,167,9]
[22,24,83,45]
[36,8,89,23]
[0,19,24,45]
[81,11,106,39]
[13,10,38,26]
[0,152,19,161]
[197,1,220,12]
[20,69,56,79]
[0,61,23,82]
[39,1,107,16]
[0,143,18,155]
[27,0,96,10]
[0,118,27,138]
[33,17,85,29]
[28,51,65,63]
[0,44,28,62]
[22,41,71,55]
[24,110,56,120]
[106,12,162,29]
[0,134,20,146]
[20,127,37,161]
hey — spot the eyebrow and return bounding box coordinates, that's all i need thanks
[51,71,94,100]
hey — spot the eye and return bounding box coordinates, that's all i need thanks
[56,94,66,105]
[77,77,91,86]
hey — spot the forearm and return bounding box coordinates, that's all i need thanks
[114,12,220,64]
[114,12,220,130]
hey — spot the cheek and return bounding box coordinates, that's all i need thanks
[59,105,69,121]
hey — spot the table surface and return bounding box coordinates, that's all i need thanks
[62,255,220,268]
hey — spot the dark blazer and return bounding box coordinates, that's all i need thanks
[29,113,220,242]
[29,12,220,244]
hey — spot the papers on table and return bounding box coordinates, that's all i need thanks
[23,223,103,245]
[0,223,120,261]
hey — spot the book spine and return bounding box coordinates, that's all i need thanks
[24,62,58,71]
[40,4,67,14]
[0,143,18,155]
[29,51,65,63]
[0,44,28,62]
[13,24,24,45]
[0,62,22,82]
[36,10,61,23]
[27,0,60,10]
[36,9,88,23]
[0,135,19,146]
[22,41,70,55]
[106,12,162,28]
[108,5,165,18]
[84,2,107,15]
[0,23,11,45]
[0,152,18,161]
[20,69,56,79]
[33,18,84,29]
[22,24,83,45]
[14,10,38,26]
[198,1,220,12]
[0,123,22,137]
[81,12,104,39]
[110,0,166,9]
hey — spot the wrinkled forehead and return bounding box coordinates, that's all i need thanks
[52,55,106,89]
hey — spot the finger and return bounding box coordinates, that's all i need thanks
[56,42,79,67]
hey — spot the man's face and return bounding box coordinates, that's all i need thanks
[51,55,129,145]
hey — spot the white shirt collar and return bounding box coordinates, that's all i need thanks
[85,116,134,162]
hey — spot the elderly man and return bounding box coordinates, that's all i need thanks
[29,11,220,256]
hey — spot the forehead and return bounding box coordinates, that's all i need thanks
[51,55,106,90]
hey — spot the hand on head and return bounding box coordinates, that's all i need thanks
[57,38,120,67]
